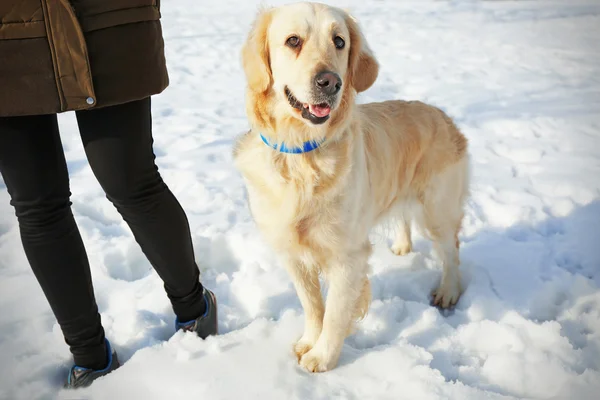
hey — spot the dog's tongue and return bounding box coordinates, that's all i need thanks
[308,104,331,118]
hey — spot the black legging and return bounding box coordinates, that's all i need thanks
[0,97,205,369]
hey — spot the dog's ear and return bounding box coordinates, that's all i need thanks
[241,8,273,93]
[345,13,379,93]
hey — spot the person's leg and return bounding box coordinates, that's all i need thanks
[0,114,107,370]
[75,97,206,322]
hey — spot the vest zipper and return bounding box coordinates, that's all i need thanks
[40,0,66,111]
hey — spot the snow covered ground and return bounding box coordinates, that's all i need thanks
[1,0,600,398]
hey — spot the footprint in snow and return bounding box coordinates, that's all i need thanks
[103,245,153,282]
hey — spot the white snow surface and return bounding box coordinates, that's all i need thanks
[1,0,600,399]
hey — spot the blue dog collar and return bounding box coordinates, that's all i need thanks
[260,133,325,154]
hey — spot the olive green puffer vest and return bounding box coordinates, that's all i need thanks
[0,0,169,117]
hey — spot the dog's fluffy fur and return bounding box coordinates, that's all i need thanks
[234,2,469,372]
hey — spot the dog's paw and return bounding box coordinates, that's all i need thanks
[432,278,462,309]
[391,242,411,256]
[299,346,338,373]
[293,326,322,361]
[293,339,314,362]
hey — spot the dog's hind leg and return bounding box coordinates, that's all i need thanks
[430,228,462,308]
[422,159,468,308]
[391,217,412,256]
[284,259,325,361]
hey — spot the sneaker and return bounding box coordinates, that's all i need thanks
[175,288,218,339]
[64,339,120,389]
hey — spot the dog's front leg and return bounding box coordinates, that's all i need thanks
[284,259,325,361]
[299,249,369,373]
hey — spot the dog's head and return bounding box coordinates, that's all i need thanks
[241,2,378,127]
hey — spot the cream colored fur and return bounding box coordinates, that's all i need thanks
[233,2,470,373]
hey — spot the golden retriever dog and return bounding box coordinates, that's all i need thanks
[233,2,469,372]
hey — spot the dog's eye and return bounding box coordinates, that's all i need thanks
[333,36,345,49]
[286,36,301,48]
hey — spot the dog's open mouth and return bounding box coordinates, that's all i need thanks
[285,86,331,125]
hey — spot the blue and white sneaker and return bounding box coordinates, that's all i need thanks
[64,339,120,389]
[175,288,218,339]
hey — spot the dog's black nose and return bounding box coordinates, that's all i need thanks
[315,71,342,95]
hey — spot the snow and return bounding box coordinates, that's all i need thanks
[1,0,600,399]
